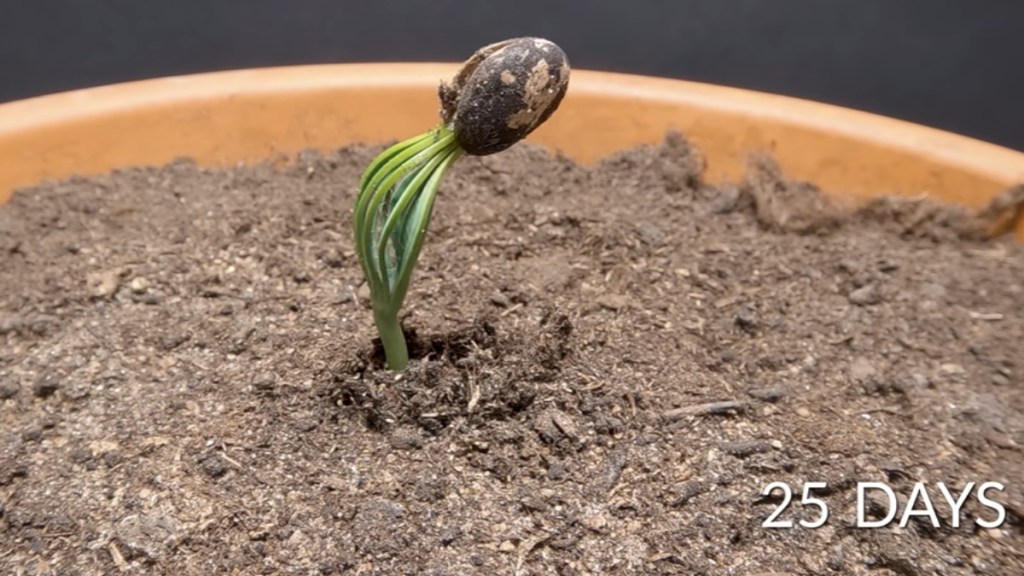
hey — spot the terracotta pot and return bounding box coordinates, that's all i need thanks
[1,63,1022,240]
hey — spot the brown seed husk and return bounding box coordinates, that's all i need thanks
[440,37,570,156]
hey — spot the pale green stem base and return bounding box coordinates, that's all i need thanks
[373,305,408,371]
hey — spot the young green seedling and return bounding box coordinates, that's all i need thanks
[354,37,570,371]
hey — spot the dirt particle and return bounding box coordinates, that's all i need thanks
[580,513,609,533]
[849,284,882,306]
[68,448,94,466]
[0,437,28,485]
[252,372,277,392]
[294,418,318,432]
[547,460,567,481]
[534,408,578,443]
[439,527,461,545]
[489,291,510,308]
[27,313,59,336]
[592,445,629,494]
[596,293,630,312]
[389,427,423,450]
[878,259,900,273]
[635,222,666,247]
[229,324,255,353]
[670,480,706,507]
[0,381,18,399]
[826,546,846,571]
[103,451,124,467]
[129,276,150,294]
[114,514,180,560]
[199,453,229,478]
[357,283,371,305]
[735,306,759,333]
[498,540,516,553]
[984,528,1006,541]
[520,495,549,513]
[0,313,22,335]
[21,425,43,442]
[709,185,741,214]
[747,387,786,402]
[939,363,965,376]
[32,373,60,398]
[908,373,931,388]
[741,155,843,233]
[849,357,879,384]
[159,331,190,351]
[286,528,308,548]
[663,401,747,421]
[720,439,772,457]
[86,267,126,299]
[413,476,447,503]
[593,415,624,436]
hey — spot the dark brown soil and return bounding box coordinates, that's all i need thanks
[1,133,1023,575]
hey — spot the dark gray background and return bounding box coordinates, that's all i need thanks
[2,0,1021,150]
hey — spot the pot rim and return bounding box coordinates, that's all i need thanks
[1,63,1022,237]
[2,63,1020,162]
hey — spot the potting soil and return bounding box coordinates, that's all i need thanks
[1,134,1023,574]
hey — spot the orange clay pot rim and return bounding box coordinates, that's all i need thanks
[0,62,1021,177]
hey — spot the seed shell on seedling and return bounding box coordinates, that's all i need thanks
[440,37,570,156]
